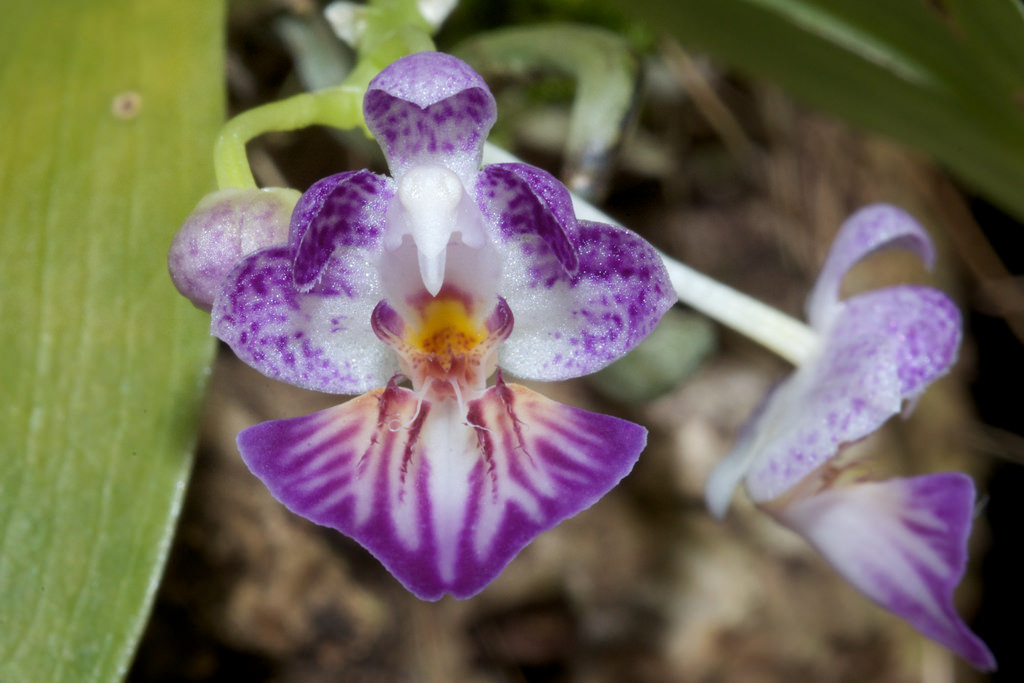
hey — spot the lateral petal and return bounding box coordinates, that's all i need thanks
[237,380,646,600]
[212,246,397,394]
[290,170,393,292]
[498,220,675,380]
[775,474,995,670]
[476,162,581,275]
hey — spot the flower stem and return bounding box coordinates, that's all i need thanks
[652,252,818,366]
[483,142,818,366]
[214,87,364,189]
[214,0,435,190]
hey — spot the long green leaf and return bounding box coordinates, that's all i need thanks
[0,2,223,680]
[620,0,1024,223]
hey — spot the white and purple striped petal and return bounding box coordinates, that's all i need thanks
[706,284,961,513]
[775,474,995,670]
[497,220,675,381]
[364,52,497,183]
[237,376,646,600]
[211,246,398,394]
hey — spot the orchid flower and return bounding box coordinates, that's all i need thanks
[702,205,995,669]
[189,52,674,600]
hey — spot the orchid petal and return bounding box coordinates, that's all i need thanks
[237,378,646,600]
[498,220,675,381]
[212,246,398,394]
[364,52,496,183]
[476,162,581,275]
[806,204,936,329]
[775,474,995,670]
[736,285,961,503]
[291,170,393,292]
[708,284,960,510]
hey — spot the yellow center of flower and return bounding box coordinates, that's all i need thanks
[409,297,486,358]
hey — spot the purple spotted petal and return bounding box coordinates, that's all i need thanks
[497,220,675,381]
[291,170,393,292]
[776,474,995,670]
[706,284,961,512]
[476,163,581,275]
[807,204,935,328]
[237,377,646,600]
[212,246,397,394]
[364,52,496,182]
[289,172,358,249]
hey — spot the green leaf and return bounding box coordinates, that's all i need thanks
[617,0,1024,223]
[0,2,223,680]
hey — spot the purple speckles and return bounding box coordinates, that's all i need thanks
[708,205,963,505]
[806,204,936,327]
[212,246,397,395]
[169,188,297,310]
[477,163,580,275]
[195,52,676,604]
[498,221,674,381]
[292,171,392,291]
[704,204,989,669]
[365,53,496,182]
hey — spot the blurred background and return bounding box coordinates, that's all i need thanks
[3,2,1021,682]
[126,1,1024,681]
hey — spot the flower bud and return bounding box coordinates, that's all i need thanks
[168,187,299,310]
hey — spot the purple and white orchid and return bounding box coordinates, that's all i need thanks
[705,205,995,670]
[203,52,674,600]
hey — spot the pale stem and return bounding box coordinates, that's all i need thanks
[483,142,819,366]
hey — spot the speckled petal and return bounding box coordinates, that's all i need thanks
[476,162,581,275]
[212,246,397,394]
[776,474,995,670]
[497,220,675,381]
[806,204,935,328]
[706,285,961,513]
[364,52,496,182]
[291,170,393,291]
[237,377,646,600]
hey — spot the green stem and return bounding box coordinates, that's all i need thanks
[214,0,435,189]
[214,86,364,189]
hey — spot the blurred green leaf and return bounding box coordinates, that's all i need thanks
[0,2,223,680]
[620,0,1024,222]
[454,23,640,200]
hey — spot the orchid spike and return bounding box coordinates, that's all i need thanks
[705,204,995,670]
[198,52,674,600]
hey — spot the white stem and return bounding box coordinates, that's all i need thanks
[482,142,819,366]
[654,251,818,366]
